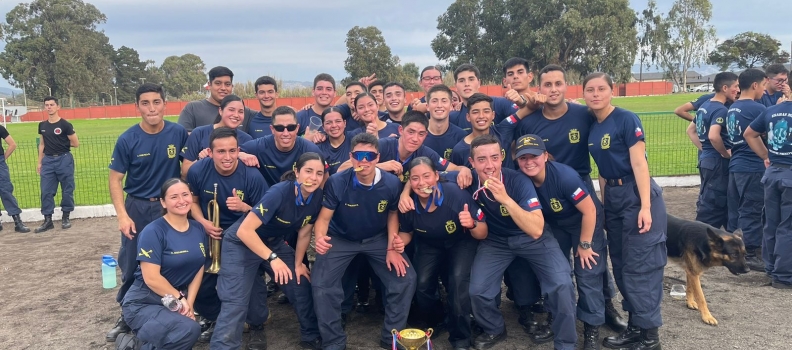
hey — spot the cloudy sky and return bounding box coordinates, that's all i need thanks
[0,0,789,90]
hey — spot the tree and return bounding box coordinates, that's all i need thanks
[0,0,114,106]
[392,61,421,92]
[112,46,148,104]
[160,54,206,99]
[708,32,790,71]
[635,0,663,81]
[343,26,398,85]
[652,0,716,89]
[431,0,639,83]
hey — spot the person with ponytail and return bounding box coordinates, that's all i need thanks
[180,94,256,177]
[210,152,326,350]
[397,156,487,349]
[514,134,609,349]
[584,72,666,350]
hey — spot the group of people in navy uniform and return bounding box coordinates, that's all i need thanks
[0,96,79,234]
[675,64,792,290]
[101,59,792,350]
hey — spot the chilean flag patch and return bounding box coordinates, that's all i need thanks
[476,208,485,221]
[439,158,448,167]
[506,115,518,124]
[572,187,585,201]
[528,198,540,208]
[635,127,643,137]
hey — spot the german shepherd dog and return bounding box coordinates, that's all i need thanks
[666,214,750,325]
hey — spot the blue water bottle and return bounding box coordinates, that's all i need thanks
[102,255,118,289]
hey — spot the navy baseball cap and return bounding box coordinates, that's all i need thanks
[515,134,546,158]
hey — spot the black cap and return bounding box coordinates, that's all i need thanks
[515,134,546,158]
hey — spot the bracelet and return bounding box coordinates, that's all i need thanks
[178,291,185,300]
[387,248,396,251]
[519,95,528,106]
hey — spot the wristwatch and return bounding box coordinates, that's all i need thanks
[579,241,592,250]
[267,252,279,262]
[470,221,478,229]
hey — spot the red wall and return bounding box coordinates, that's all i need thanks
[20,82,672,122]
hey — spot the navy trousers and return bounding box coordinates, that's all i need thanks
[412,237,478,348]
[551,212,608,326]
[39,153,75,215]
[727,172,765,249]
[603,177,667,329]
[761,166,792,284]
[469,233,577,350]
[0,155,22,216]
[312,233,416,350]
[117,196,163,304]
[122,282,201,350]
[696,157,729,229]
[211,228,319,349]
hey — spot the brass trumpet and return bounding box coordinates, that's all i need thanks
[206,183,221,274]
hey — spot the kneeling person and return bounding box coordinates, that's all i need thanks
[312,133,416,350]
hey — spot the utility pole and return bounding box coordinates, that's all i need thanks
[113,86,118,105]
[22,82,28,109]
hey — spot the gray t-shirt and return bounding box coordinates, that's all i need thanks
[177,98,258,133]
[178,99,220,132]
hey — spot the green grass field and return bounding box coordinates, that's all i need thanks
[2,94,702,209]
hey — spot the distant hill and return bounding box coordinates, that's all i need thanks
[0,87,23,98]
[281,80,313,89]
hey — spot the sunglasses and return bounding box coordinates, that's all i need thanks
[351,151,378,162]
[272,124,298,132]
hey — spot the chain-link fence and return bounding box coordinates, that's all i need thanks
[1,112,698,210]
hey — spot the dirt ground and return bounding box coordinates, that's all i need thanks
[0,186,790,350]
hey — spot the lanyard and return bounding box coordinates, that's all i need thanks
[294,181,314,206]
[472,172,503,202]
[415,183,445,214]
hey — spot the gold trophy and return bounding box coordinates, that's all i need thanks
[391,328,433,350]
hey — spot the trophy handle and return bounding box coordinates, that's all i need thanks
[391,329,405,349]
[425,328,433,339]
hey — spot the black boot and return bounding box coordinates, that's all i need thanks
[529,312,554,344]
[13,215,30,233]
[473,328,507,349]
[629,328,661,350]
[34,215,54,233]
[602,322,641,349]
[518,305,541,334]
[745,248,764,272]
[246,324,267,350]
[198,320,215,343]
[604,299,628,333]
[106,315,131,342]
[583,323,601,350]
[62,212,72,229]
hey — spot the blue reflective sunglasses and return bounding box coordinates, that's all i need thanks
[351,151,378,162]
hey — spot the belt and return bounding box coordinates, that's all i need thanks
[128,195,161,202]
[605,174,636,186]
[770,162,792,169]
[329,231,386,244]
[45,152,70,157]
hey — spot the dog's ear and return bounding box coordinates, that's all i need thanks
[706,227,724,245]
[731,228,744,238]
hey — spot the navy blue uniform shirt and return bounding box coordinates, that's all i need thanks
[534,161,591,224]
[180,125,253,162]
[186,158,268,229]
[462,168,542,240]
[230,181,323,241]
[424,124,468,161]
[515,103,593,176]
[405,96,426,112]
[295,108,321,136]
[378,137,449,183]
[588,107,646,180]
[248,112,273,139]
[134,217,209,288]
[727,100,767,172]
[399,181,483,248]
[449,97,518,131]
[322,168,401,241]
[749,102,792,166]
[110,121,188,199]
[760,90,785,107]
[695,100,728,159]
[240,135,322,187]
[317,131,361,176]
[450,123,514,170]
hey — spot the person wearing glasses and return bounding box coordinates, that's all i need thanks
[312,133,415,350]
[180,95,255,177]
[408,65,445,114]
[460,134,577,350]
[761,64,790,107]
[240,106,322,187]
